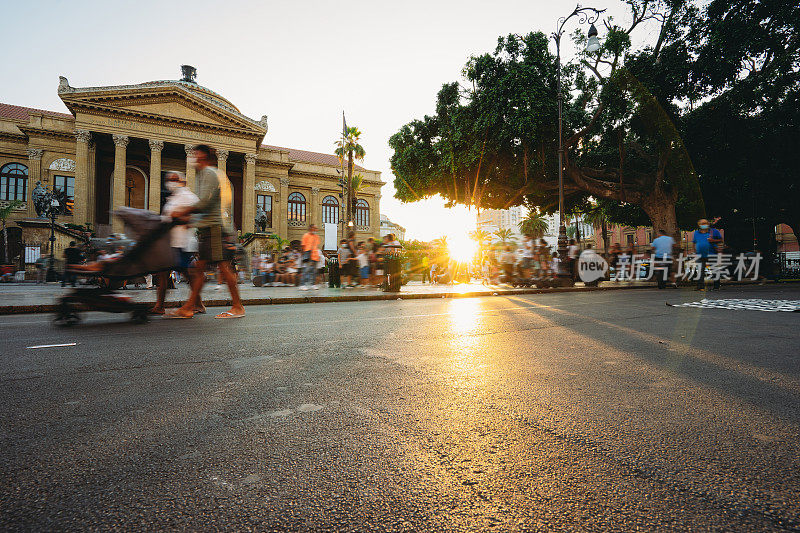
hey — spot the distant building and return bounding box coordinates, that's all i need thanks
[379,214,406,241]
[476,206,524,242]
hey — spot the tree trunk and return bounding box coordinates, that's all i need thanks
[640,184,679,240]
[601,220,609,258]
[347,151,354,227]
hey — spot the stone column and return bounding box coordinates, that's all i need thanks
[87,142,96,227]
[111,134,129,233]
[279,177,289,238]
[185,145,196,192]
[26,148,43,218]
[216,149,228,175]
[148,140,164,213]
[73,130,91,225]
[372,193,382,239]
[243,153,257,234]
[310,187,320,228]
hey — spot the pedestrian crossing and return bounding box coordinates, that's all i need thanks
[667,298,800,312]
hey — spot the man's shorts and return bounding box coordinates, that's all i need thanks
[197,226,233,264]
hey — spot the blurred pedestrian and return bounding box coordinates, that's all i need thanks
[62,241,83,287]
[692,218,723,291]
[150,171,204,315]
[299,224,321,290]
[168,144,244,319]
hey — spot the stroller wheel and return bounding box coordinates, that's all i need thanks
[54,304,81,327]
[131,309,149,324]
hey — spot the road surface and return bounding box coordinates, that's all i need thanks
[1,285,798,530]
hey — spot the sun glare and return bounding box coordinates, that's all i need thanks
[448,233,478,263]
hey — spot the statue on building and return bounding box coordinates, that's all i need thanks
[32,182,49,218]
[255,206,269,233]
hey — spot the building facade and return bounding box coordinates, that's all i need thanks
[379,214,406,241]
[0,68,382,265]
[476,206,524,242]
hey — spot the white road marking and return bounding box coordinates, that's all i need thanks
[26,343,77,349]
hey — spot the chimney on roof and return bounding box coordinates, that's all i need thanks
[180,65,197,83]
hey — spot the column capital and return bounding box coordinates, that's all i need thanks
[311,187,320,195]
[244,153,257,164]
[280,177,290,187]
[74,130,91,143]
[217,149,229,162]
[112,134,129,148]
[149,139,164,152]
[27,148,43,160]
[185,144,195,155]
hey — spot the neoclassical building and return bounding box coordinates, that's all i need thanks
[0,67,382,263]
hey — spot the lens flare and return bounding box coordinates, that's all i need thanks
[448,233,478,262]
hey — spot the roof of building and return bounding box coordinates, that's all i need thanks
[261,144,366,171]
[0,102,72,122]
[0,102,375,175]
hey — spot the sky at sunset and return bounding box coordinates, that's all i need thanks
[2,0,634,240]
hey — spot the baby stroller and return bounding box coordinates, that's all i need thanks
[54,207,177,326]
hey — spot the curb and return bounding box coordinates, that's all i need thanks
[0,279,781,316]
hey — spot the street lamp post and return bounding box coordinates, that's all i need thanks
[46,196,60,282]
[551,5,604,285]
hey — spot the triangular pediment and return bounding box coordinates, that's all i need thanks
[58,81,267,138]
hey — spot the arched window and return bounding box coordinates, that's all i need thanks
[0,163,28,202]
[322,195,339,224]
[287,192,306,222]
[355,199,369,227]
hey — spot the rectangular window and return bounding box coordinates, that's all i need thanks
[256,194,272,229]
[53,175,75,214]
[626,234,634,246]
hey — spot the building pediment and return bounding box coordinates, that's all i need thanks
[57,77,268,141]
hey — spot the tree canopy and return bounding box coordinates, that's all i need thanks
[390,0,798,244]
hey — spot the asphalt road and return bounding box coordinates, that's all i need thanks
[1,285,798,531]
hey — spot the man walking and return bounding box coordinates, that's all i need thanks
[299,224,320,290]
[62,241,83,287]
[692,218,723,291]
[169,144,244,318]
[650,229,675,289]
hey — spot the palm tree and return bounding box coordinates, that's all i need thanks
[335,126,366,227]
[470,228,491,248]
[269,235,290,255]
[583,203,610,258]
[518,211,548,238]
[493,229,516,248]
[1,200,23,264]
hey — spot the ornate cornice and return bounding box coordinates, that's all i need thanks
[27,148,44,160]
[18,126,75,141]
[149,139,164,152]
[57,77,267,139]
[112,134,129,148]
[75,129,91,143]
[0,132,28,143]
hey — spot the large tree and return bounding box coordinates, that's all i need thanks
[390,0,705,238]
[684,0,800,259]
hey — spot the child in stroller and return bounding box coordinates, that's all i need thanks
[54,207,179,326]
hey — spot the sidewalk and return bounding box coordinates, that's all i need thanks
[0,279,659,314]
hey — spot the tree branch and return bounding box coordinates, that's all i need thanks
[565,102,605,148]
